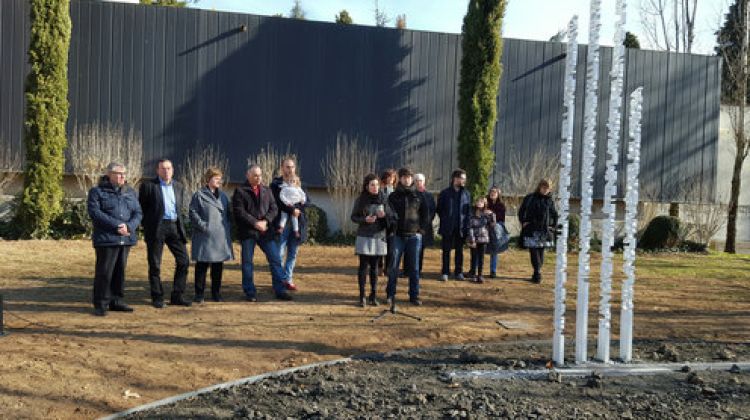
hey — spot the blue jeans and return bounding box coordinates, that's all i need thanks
[489,252,499,274]
[278,223,300,282]
[240,236,287,297]
[387,234,421,300]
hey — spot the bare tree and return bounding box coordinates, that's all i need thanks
[289,0,306,20]
[321,133,378,235]
[374,0,389,27]
[395,14,407,29]
[669,176,728,245]
[718,0,750,253]
[497,148,561,235]
[637,184,668,232]
[0,139,22,195]
[68,123,143,195]
[179,144,230,211]
[639,0,698,52]
[399,142,435,191]
[246,143,297,185]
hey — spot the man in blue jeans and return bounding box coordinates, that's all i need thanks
[387,168,429,305]
[270,156,309,291]
[232,165,292,301]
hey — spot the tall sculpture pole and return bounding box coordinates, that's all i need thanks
[620,87,643,362]
[552,15,579,367]
[596,0,627,363]
[575,0,602,364]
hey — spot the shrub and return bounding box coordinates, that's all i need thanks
[305,204,328,244]
[639,216,681,250]
[48,198,89,239]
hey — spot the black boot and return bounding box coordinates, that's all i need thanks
[368,292,379,306]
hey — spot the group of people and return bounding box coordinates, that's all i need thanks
[87,156,558,316]
[87,157,307,316]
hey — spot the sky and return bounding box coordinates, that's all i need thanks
[111,0,725,55]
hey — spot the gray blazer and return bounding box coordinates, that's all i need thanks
[189,187,234,263]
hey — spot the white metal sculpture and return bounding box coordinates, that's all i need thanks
[575,0,602,364]
[620,87,643,362]
[552,15,578,367]
[596,0,627,363]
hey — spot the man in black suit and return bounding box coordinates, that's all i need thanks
[139,159,191,308]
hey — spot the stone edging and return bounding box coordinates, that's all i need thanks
[99,358,352,420]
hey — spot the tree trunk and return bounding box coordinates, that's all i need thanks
[724,151,745,253]
[669,202,680,218]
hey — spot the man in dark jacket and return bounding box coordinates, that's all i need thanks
[138,159,191,308]
[233,164,292,301]
[436,169,471,281]
[387,168,429,305]
[87,162,143,316]
[270,156,309,291]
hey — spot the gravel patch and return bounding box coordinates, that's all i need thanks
[126,340,750,419]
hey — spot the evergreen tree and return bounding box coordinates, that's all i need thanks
[624,31,641,48]
[716,0,746,103]
[457,0,507,199]
[335,10,353,24]
[18,0,72,238]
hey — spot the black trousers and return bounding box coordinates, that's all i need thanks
[441,229,465,275]
[194,262,224,299]
[146,221,189,301]
[93,246,130,309]
[470,243,487,276]
[530,247,545,280]
[357,255,379,298]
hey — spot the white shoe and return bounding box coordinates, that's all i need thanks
[440,274,449,282]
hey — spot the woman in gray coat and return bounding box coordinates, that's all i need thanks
[189,167,234,302]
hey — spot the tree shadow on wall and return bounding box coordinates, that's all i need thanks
[163,15,426,186]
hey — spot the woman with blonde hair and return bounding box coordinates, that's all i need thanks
[189,167,234,302]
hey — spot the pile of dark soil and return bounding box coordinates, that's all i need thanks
[128,340,749,419]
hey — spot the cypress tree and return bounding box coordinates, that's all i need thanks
[457,0,507,200]
[17,0,71,238]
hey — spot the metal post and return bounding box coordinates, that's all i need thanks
[596,0,627,363]
[552,15,578,367]
[576,0,602,364]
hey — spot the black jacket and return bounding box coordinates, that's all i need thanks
[419,190,437,246]
[138,177,187,243]
[436,185,471,237]
[518,192,558,238]
[232,182,278,241]
[350,191,392,237]
[388,184,429,237]
[88,177,142,247]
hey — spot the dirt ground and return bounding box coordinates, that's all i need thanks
[129,340,750,419]
[0,240,748,419]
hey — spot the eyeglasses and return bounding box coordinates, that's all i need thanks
[111,172,126,176]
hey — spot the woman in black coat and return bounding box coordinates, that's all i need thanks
[518,179,558,284]
[351,173,391,307]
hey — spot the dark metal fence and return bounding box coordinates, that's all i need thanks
[0,0,721,201]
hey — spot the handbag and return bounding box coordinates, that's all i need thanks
[486,221,509,254]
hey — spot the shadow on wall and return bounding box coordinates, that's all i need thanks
[163,16,425,186]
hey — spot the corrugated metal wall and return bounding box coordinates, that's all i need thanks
[0,0,721,201]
